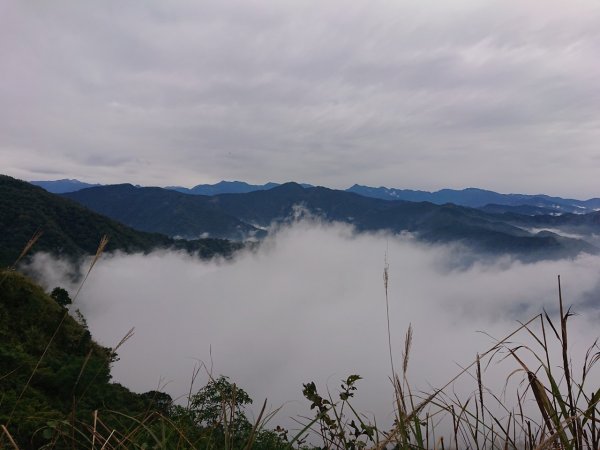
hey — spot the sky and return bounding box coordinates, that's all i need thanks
[2,0,600,197]
[26,220,600,437]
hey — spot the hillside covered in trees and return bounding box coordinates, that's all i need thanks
[0,175,243,267]
[0,271,291,449]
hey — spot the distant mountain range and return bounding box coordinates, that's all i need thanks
[30,178,102,193]
[33,179,312,196]
[346,185,600,215]
[18,176,600,261]
[32,179,600,215]
[61,181,600,260]
[166,180,313,195]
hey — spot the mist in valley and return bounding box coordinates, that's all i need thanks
[26,220,600,433]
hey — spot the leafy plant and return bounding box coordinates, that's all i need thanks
[302,375,377,450]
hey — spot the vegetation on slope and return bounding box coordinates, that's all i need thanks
[0,270,147,448]
[0,175,243,267]
[0,270,291,449]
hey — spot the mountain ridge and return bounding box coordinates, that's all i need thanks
[30,178,101,193]
[62,183,263,240]
[31,179,600,214]
[347,185,600,214]
[61,181,599,260]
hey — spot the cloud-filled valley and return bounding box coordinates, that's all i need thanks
[26,220,600,432]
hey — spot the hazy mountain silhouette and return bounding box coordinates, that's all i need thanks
[62,182,598,259]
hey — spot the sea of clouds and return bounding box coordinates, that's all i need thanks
[26,220,600,435]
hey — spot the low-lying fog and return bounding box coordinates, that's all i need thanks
[27,220,600,433]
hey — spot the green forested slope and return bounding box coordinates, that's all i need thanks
[0,271,289,449]
[0,271,150,448]
[62,184,261,240]
[0,175,242,266]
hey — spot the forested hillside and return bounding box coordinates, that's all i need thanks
[0,175,242,266]
[0,271,290,449]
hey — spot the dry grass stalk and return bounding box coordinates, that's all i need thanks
[86,414,126,449]
[1,425,20,450]
[0,230,43,288]
[113,327,135,354]
[92,410,98,449]
[75,327,136,411]
[73,235,109,301]
[243,399,268,450]
[527,371,555,437]
[11,229,43,270]
[477,353,485,424]
[383,254,396,379]
[403,324,413,377]
[99,429,116,450]
[374,314,541,450]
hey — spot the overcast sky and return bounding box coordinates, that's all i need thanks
[2,0,600,197]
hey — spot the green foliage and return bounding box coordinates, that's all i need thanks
[183,375,270,449]
[50,287,71,307]
[140,390,175,416]
[302,375,376,450]
[190,375,253,428]
[0,271,150,448]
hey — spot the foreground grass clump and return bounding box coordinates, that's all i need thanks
[298,276,600,450]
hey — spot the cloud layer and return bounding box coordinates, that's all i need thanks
[3,1,600,196]
[26,221,600,432]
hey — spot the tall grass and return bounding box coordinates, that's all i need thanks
[300,274,600,450]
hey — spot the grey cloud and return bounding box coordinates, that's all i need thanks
[2,0,600,195]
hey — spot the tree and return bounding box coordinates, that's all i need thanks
[189,376,252,433]
[140,390,174,415]
[50,287,71,307]
[175,376,290,449]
